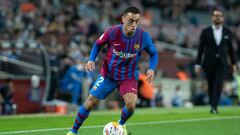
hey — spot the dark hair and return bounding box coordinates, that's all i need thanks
[211,8,224,16]
[123,7,141,15]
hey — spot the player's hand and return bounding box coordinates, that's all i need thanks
[146,69,154,83]
[85,61,95,71]
[194,65,201,75]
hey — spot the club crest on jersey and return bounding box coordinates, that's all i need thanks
[134,43,140,50]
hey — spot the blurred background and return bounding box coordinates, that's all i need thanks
[0,0,239,115]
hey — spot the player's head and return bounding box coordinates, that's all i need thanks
[122,7,141,37]
[211,8,224,26]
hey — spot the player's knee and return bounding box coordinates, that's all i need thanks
[84,100,98,111]
[125,102,136,112]
[84,96,100,110]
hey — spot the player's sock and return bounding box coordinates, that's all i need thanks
[70,105,90,134]
[119,106,134,125]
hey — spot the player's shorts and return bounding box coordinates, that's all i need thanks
[90,75,138,100]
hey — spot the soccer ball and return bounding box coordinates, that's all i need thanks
[103,122,126,135]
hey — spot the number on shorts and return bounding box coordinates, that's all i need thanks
[95,76,104,87]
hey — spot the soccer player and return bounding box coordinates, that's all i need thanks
[66,6,158,135]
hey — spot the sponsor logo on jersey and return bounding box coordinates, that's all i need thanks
[113,49,136,59]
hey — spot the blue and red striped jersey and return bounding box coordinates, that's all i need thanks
[89,24,158,80]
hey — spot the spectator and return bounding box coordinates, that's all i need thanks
[0,79,14,115]
[171,84,183,107]
[29,75,41,102]
[219,83,233,106]
[60,61,87,105]
[176,64,189,81]
[194,82,209,105]
[155,84,164,107]
[47,46,61,101]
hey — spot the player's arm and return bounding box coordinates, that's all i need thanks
[86,43,101,71]
[86,31,110,71]
[143,32,158,83]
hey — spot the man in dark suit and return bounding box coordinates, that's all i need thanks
[195,9,237,114]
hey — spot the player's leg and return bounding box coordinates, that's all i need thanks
[118,79,138,125]
[67,75,117,135]
[68,95,100,134]
[119,93,137,125]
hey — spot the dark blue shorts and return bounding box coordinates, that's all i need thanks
[90,75,137,100]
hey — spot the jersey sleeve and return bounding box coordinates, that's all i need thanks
[89,43,101,61]
[142,32,158,70]
[95,28,111,46]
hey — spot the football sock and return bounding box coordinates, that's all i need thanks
[119,106,134,125]
[70,105,90,133]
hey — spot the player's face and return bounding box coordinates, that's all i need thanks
[211,10,224,25]
[122,13,141,36]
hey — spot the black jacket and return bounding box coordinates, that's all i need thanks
[196,26,236,68]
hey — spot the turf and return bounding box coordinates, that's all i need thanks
[0,106,239,135]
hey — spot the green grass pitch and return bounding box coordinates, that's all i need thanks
[0,107,239,135]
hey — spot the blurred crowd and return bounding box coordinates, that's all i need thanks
[0,0,240,105]
[1,0,240,59]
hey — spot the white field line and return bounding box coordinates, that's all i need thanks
[0,115,240,134]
